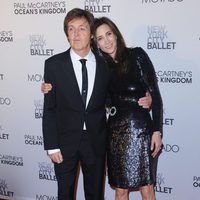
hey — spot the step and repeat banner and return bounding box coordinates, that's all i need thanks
[0,0,200,199]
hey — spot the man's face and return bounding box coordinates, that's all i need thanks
[67,17,92,56]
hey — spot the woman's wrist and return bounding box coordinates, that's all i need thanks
[153,131,162,137]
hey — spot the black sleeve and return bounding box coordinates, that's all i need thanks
[136,47,163,135]
[42,59,59,150]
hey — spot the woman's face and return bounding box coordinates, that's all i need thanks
[95,24,117,59]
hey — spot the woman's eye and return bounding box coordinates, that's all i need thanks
[97,37,102,41]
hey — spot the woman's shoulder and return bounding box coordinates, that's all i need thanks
[128,47,151,63]
[128,47,146,55]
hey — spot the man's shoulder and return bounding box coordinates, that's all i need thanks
[45,49,70,63]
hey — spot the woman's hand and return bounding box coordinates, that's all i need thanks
[138,92,152,109]
[41,83,52,94]
[151,131,162,158]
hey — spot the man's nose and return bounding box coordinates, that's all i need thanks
[74,29,79,36]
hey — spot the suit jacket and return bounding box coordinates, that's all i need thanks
[42,48,110,156]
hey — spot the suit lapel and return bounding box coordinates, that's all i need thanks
[60,50,83,108]
[87,54,102,110]
[59,50,106,110]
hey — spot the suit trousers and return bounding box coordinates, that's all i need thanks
[54,131,106,200]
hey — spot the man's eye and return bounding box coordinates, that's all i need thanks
[80,27,86,31]
[68,27,73,31]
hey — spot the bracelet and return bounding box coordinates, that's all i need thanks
[154,131,162,136]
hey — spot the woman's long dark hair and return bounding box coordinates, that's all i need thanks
[93,17,129,73]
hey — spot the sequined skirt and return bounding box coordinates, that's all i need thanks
[107,106,157,189]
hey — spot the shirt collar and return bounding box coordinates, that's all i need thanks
[70,48,94,62]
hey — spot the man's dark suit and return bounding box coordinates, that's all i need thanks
[42,48,110,200]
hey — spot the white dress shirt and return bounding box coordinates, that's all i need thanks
[48,48,96,155]
[70,48,96,107]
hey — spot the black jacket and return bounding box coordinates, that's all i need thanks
[42,48,110,156]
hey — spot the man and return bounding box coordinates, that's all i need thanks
[42,8,110,200]
[42,8,152,200]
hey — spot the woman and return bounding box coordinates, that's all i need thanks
[93,17,163,200]
[42,17,163,200]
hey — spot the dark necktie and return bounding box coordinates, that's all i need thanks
[79,59,88,108]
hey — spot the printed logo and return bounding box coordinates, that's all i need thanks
[30,35,54,56]
[155,173,172,194]
[0,154,23,166]
[0,179,14,199]
[156,70,192,84]
[24,134,43,146]
[28,74,44,82]
[193,176,200,188]
[0,74,4,80]
[34,100,43,119]
[84,0,111,13]
[163,144,180,153]
[36,194,57,200]
[13,1,66,15]
[0,125,9,140]
[0,97,11,105]
[0,31,13,42]
[163,118,174,126]
[142,0,183,3]
[38,162,56,181]
[147,26,176,50]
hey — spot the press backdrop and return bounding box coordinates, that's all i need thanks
[0,0,200,199]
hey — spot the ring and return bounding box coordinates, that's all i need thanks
[109,106,117,116]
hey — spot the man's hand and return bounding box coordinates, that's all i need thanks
[49,151,63,164]
[151,131,162,158]
[138,92,152,109]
